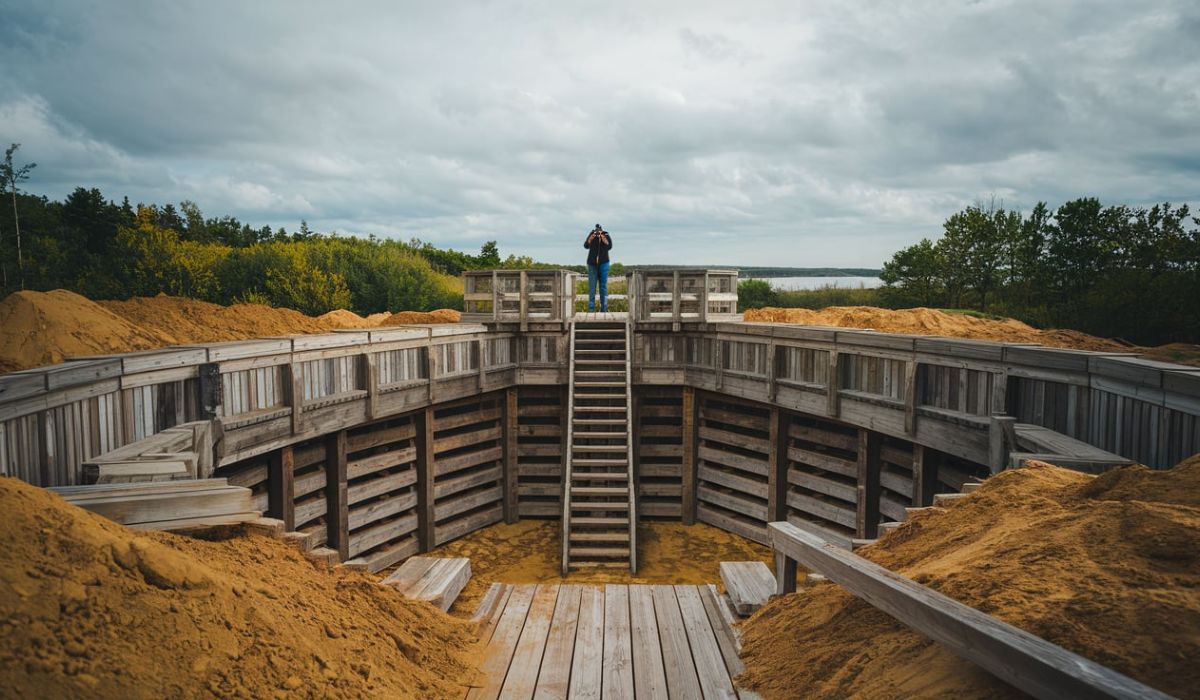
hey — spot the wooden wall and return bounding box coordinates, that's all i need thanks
[695,393,774,545]
[634,387,684,520]
[515,386,566,518]
[428,394,505,546]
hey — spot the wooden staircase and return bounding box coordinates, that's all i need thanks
[561,320,637,573]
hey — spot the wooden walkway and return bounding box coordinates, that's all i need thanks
[465,583,760,700]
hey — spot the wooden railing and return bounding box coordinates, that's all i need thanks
[3,320,1198,492]
[629,269,740,324]
[462,269,576,326]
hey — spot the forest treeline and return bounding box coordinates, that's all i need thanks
[740,197,1200,345]
[0,185,530,315]
[878,199,1199,345]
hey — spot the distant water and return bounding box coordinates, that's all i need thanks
[748,276,884,290]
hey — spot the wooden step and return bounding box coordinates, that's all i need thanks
[572,458,628,466]
[574,406,628,413]
[570,516,629,526]
[572,418,628,425]
[571,431,627,439]
[878,520,903,535]
[381,557,471,612]
[933,492,969,507]
[571,472,629,480]
[569,546,630,558]
[570,532,631,542]
[573,486,629,496]
[719,561,776,616]
[572,444,627,452]
[570,502,630,510]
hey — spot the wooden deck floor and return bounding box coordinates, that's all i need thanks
[465,583,761,700]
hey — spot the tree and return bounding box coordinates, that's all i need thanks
[880,238,942,306]
[477,241,501,268]
[2,143,36,288]
[737,279,778,311]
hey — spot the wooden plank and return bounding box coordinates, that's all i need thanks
[380,555,437,595]
[650,584,703,700]
[499,583,560,697]
[602,584,635,700]
[787,492,857,530]
[568,586,605,700]
[674,585,737,699]
[786,445,856,478]
[719,561,775,616]
[469,583,537,700]
[629,586,670,700]
[347,421,416,452]
[699,584,744,672]
[767,521,1170,700]
[787,469,857,504]
[474,584,514,643]
[697,464,768,500]
[533,584,583,700]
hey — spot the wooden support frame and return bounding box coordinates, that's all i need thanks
[503,387,519,523]
[416,407,436,551]
[324,430,349,560]
[198,363,222,419]
[681,386,698,525]
[856,429,882,539]
[989,416,1018,475]
[769,521,1170,700]
[267,445,296,529]
[826,351,841,418]
[767,407,786,521]
[911,444,937,507]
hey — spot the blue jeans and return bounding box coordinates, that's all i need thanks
[587,262,609,312]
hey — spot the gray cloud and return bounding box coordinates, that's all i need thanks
[0,0,1196,267]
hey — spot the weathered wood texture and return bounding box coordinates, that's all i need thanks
[634,386,684,520]
[429,393,505,546]
[695,392,773,545]
[769,521,1172,700]
[515,386,566,518]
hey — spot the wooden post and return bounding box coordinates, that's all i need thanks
[856,429,882,539]
[198,362,222,420]
[268,445,296,529]
[911,444,937,507]
[416,407,436,551]
[427,347,438,403]
[284,362,302,434]
[671,271,681,321]
[519,270,528,332]
[681,386,698,525]
[477,339,487,391]
[826,351,841,418]
[502,387,519,523]
[324,430,349,560]
[767,407,787,522]
[989,416,1017,474]
[903,360,918,435]
[362,353,378,420]
[767,343,778,402]
[775,551,797,596]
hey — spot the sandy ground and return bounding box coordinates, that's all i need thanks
[738,457,1200,700]
[422,519,775,615]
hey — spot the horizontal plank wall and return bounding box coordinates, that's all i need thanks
[429,393,505,545]
[634,386,684,520]
[782,414,861,548]
[878,438,916,523]
[343,414,420,571]
[515,386,566,518]
[696,392,773,545]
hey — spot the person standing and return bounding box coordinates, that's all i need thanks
[584,224,613,312]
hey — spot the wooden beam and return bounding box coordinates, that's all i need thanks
[416,407,436,551]
[767,407,786,521]
[198,362,222,420]
[324,430,349,561]
[989,416,1017,475]
[284,362,302,434]
[362,352,378,419]
[267,445,295,529]
[826,351,841,418]
[904,360,918,435]
[681,386,698,525]
[856,429,882,539]
[911,444,937,507]
[503,387,518,523]
[768,521,1170,700]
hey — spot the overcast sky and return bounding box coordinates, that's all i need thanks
[1,1,1197,267]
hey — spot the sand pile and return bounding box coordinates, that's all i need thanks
[380,309,461,326]
[738,458,1200,700]
[0,290,464,374]
[0,290,171,373]
[744,306,1132,352]
[0,477,479,699]
[428,520,773,614]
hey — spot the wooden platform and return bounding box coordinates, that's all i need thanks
[381,556,471,611]
[467,583,761,699]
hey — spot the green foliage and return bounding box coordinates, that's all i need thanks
[737,279,778,311]
[775,285,888,310]
[876,198,1200,344]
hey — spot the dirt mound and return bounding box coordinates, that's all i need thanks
[737,460,1200,699]
[0,290,171,373]
[318,308,374,328]
[100,295,333,345]
[744,306,1132,352]
[428,520,774,614]
[380,309,461,326]
[0,477,479,698]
